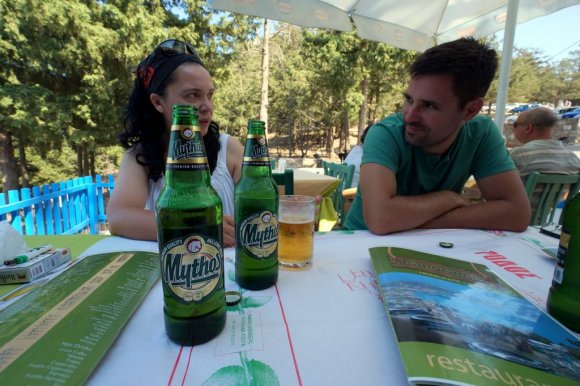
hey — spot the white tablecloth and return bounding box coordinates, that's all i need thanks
[85,228,561,385]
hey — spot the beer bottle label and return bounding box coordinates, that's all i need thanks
[160,234,223,303]
[553,228,571,284]
[166,124,209,171]
[239,211,279,258]
[242,134,269,167]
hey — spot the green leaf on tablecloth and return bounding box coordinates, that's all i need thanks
[203,365,244,385]
[241,296,272,309]
[202,360,279,386]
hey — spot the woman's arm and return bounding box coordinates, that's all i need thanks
[226,136,244,184]
[106,151,158,241]
[221,136,244,248]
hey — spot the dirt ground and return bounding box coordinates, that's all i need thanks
[267,128,361,168]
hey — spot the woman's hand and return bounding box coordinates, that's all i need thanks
[223,215,236,248]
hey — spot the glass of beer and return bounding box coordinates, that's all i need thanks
[278,195,316,270]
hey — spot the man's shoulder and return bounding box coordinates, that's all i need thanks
[376,113,404,129]
[364,114,406,147]
[460,115,503,147]
[371,113,405,142]
[464,114,497,133]
[460,115,506,154]
[512,140,562,153]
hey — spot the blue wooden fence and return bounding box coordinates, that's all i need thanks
[0,174,115,235]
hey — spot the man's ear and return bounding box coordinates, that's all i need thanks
[149,93,165,114]
[463,97,484,121]
[523,122,534,134]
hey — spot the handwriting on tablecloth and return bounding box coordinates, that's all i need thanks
[337,269,381,300]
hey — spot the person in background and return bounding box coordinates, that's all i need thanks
[343,37,530,234]
[343,125,370,188]
[510,107,580,180]
[106,39,244,247]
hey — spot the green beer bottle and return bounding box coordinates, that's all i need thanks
[547,192,580,332]
[235,119,279,290]
[155,104,226,345]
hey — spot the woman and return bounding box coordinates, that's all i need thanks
[107,39,243,247]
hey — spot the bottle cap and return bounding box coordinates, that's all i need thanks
[225,290,242,306]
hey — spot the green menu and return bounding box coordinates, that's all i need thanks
[0,251,160,385]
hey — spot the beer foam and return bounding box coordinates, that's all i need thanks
[279,215,313,224]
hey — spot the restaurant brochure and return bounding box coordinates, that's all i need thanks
[369,246,580,386]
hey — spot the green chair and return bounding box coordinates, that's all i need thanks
[524,171,580,226]
[322,160,355,226]
[272,169,294,195]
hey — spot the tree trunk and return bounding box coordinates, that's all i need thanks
[259,19,270,128]
[325,125,333,158]
[17,141,30,188]
[340,110,349,158]
[76,145,83,176]
[373,91,382,123]
[0,129,20,191]
[358,77,369,144]
[90,151,96,176]
[287,119,295,157]
[82,144,90,176]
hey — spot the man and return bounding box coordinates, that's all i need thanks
[343,37,530,234]
[510,107,580,180]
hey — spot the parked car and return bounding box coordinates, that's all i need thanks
[505,103,519,112]
[509,103,540,114]
[559,107,580,119]
[555,106,576,115]
[504,114,518,123]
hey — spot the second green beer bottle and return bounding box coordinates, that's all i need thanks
[155,104,226,345]
[235,119,279,290]
[546,192,580,332]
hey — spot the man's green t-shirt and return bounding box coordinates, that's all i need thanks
[343,113,515,230]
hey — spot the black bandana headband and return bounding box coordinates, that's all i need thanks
[137,39,205,94]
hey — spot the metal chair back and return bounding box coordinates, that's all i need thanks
[322,161,355,226]
[272,169,294,195]
[524,171,580,226]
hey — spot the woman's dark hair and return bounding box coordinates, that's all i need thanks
[119,44,220,182]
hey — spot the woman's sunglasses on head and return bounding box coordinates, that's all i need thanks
[144,39,199,67]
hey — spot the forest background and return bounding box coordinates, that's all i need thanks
[1,0,579,192]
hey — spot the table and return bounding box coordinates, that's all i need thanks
[53,227,563,385]
[23,234,110,259]
[285,169,339,198]
[282,169,340,231]
[297,167,324,175]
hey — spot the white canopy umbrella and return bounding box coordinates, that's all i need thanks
[208,0,580,127]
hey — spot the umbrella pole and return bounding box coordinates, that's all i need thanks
[495,0,520,131]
